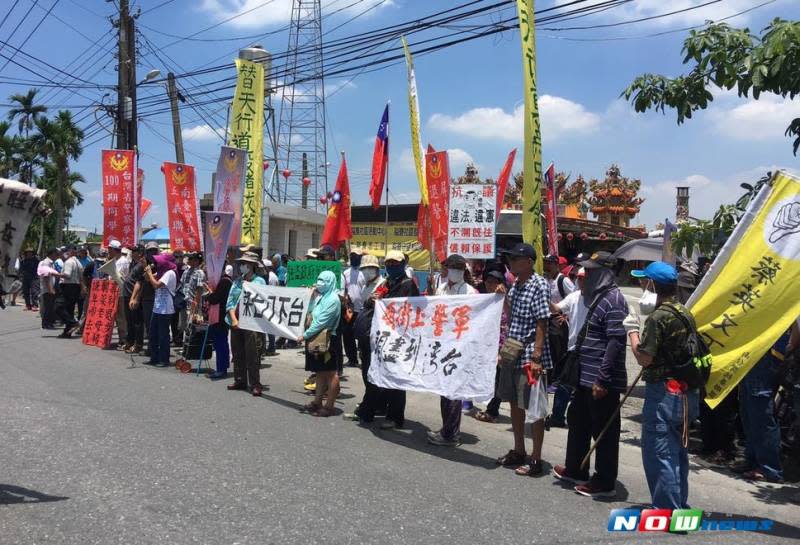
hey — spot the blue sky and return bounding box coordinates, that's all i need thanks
[2,0,799,233]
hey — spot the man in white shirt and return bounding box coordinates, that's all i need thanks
[38,248,60,329]
[107,240,129,348]
[548,267,588,427]
[429,254,478,447]
[342,249,366,367]
[260,259,280,356]
[57,245,83,338]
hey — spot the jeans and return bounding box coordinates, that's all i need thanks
[211,325,230,374]
[565,386,621,489]
[642,381,700,510]
[149,313,172,364]
[739,355,783,480]
[551,383,572,425]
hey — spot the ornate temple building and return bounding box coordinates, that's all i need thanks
[587,165,644,227]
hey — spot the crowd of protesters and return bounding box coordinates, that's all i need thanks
[4,239,800,507]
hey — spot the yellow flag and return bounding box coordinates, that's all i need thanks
[228,58,264,246]
[687,171,800,408]
[516,0,543,273]
[402,36,428,205]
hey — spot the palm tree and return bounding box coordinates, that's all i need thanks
[0,121,20,178]
[32,110,84,247]
[7,89,47,185]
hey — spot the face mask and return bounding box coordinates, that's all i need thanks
[239,264,250,275]
[639,285,657,315]
[385,263,405,280]
[447,269,465,284]
[362,268,378,282]
[316,279,327,291]
[350,255,362,268]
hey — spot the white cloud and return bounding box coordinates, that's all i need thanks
[446,148,479,176]
[708,92,800,141]
[200,0,392,29]
[182,124,224,141]
[428,95,600,142]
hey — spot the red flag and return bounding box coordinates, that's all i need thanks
[544,162,559,256]
[140,198,152,219]
[163,162,202,251]
[101,150,137,247]
[369,104,389,209]
[424,150,450,264]
[426,144,436,153]
[495,148,517,213]
[417,202,430,251]
[321,157,352,248]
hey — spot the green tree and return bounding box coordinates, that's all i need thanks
[623,19,800,154]
[0,121,20,178]
[32,111,84,247]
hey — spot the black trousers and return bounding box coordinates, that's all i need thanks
[355,337,383,422]
[56,284,81,327]
[231,328,261,388]
[22,277,35,308]
[124,297,144,347]
[342,312,359,363]
[700,387,737,455]
[142,299,154,347]
[40,292,56,327]
[565,385,621,489]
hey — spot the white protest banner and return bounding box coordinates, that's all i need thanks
[447,183,497,259]
[368,293,503,402]
[0,178,46,291]
[237,282,310,339]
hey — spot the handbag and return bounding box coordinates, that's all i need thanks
[556,286,614,387]
[499,337,526,366]
[306,328,331,355]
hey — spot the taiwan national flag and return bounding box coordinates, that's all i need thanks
[321,157,352,248]
[369,104,389,210]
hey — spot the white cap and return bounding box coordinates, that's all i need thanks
[108,240,122,249]
[224,264,233,276]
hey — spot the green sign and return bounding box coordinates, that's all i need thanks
[286,260,342,288]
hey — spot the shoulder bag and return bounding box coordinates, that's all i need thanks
[556,286,614,387]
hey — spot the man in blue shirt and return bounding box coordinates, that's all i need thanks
[553,251,628,498]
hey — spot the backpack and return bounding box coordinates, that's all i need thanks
[660,303,712,389]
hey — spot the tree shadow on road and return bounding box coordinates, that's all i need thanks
[367,419,500,469]
[0,485,68,505]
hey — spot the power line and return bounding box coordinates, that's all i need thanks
[0,0,62,74]
[0,1,22,32]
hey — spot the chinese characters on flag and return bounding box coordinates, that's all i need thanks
[368,293,503,401]
[163,162,201,251]
[82,279,120,349]
[447,183,497,259]
[421,150,450,263]
[101,150,137,247]
[213,146,247,247]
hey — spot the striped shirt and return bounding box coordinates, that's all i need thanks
[577,288,628,392]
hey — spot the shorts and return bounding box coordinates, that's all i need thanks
[496,362,531,408]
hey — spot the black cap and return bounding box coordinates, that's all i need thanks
[188,251,203,261]
[579,251,616,269]
[131,244,145,254]
[543,254,559,263]
[501,243,536,259]
[444,254,467,270]
[318,244,335,257]
[485,270,506,283]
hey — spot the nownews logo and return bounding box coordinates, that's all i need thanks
[608,509,774,533]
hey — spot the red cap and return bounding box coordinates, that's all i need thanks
[558,256,568,267]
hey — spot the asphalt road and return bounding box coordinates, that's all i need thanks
[1,305,799,545]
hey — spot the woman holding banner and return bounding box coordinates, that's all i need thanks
[299,270,342,417]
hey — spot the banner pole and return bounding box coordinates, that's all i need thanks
[384,103,390,260]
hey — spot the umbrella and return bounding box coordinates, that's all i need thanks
[612,238,665,262]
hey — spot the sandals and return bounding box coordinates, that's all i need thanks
[473,411,497,423]
[514,460,544,477]
[496,449,526,467]
[311,407,335,418]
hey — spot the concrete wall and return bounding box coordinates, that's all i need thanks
[261,203,325,258]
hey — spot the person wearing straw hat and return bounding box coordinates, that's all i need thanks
[225,252,267,397]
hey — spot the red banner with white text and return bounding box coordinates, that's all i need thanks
[82,279,120,349]
[424,151,450,263]
[163,162,201,252]
[544,163,558,256]
[101,149,137,247]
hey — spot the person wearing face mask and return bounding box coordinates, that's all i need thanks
[225,252,267,397]
[298,270,343,417]
[203,265,233,379]
[342,249,366,368]
[426,254,479,446]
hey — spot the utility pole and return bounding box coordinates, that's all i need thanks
[167,72,184,163]
[115,0,138,151]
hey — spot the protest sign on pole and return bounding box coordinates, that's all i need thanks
[424,150,450,264]
[136,167,144,241]
[687,170,800,408]
[544,163,559,256]
[447,183,497,259]
[236,283,311,339]
[163,162,202,252]
[368,293,503,401]
[0,178,46,291]
[203,211,234,289]
[286,260,342,288]
[228,59,264,246]
[213,146,247,247]
[82,279,120,349]
[101,150,137,247]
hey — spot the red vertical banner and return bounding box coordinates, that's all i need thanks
[136,167,144,240]
[101,149,137,247]
[544,163,558,256]
[163,162,201,251]
[82,279,120,348]
[424,150,450,263]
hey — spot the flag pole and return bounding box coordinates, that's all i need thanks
[384,101,390,259]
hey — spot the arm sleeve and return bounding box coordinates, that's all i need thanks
[638,315,661,357]
[304,300,340,339]
[597,335,625,387]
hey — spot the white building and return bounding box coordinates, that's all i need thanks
[260,202,326,258]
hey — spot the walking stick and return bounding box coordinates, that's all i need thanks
[580,368,644,471]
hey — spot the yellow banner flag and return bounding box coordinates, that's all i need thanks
[402,36,428,205]
[516,0,543,273]
[228,58,264,246]
[688,171,800,408]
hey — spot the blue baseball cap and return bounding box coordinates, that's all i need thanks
[632,261,678,284]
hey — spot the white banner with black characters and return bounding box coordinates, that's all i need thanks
[0,178,46,291]
[237,283,310,339]
[447,182,497,259]
[368,293,503,402]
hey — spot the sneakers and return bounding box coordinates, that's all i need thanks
[427,431,460,447]
[574,482,617,498]
[552,464,588,485]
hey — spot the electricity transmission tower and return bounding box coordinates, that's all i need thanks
[276,0,328,211]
